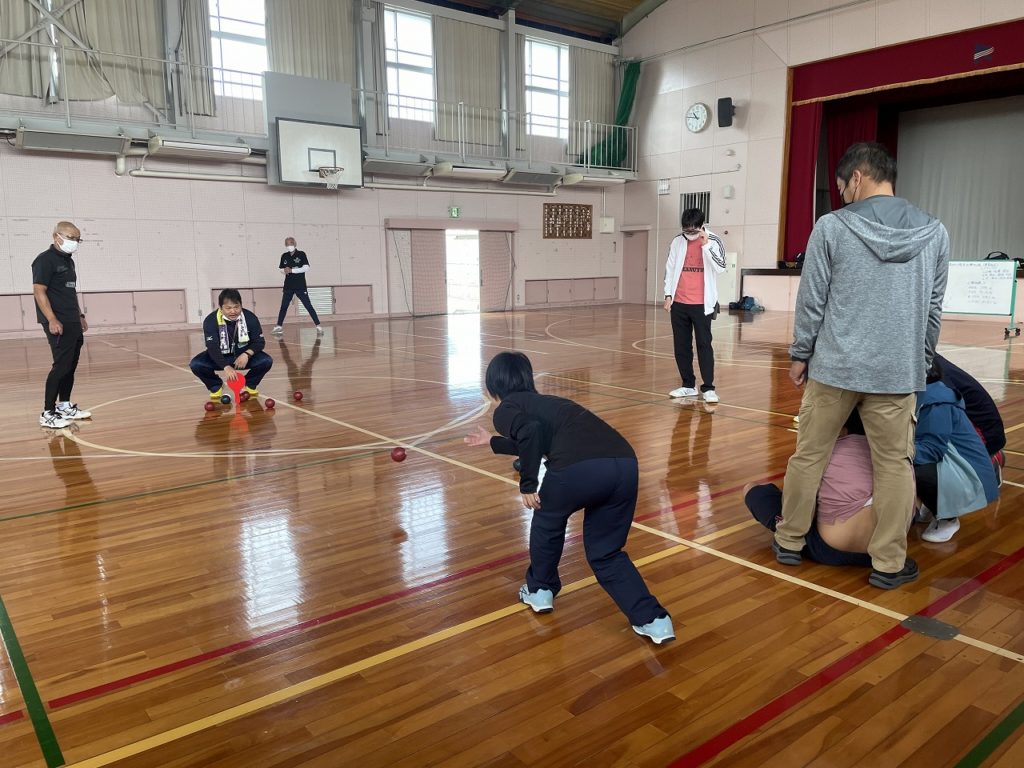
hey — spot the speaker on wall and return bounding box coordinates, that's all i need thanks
[717,97,736,128]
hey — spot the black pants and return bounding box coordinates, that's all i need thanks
[276,288,320,326]
[42,321,84,412]
[670,302,715,391]
[189,351,274,391]
[913,463,939,515]
[527,457,667,626]
[745,484,872,568]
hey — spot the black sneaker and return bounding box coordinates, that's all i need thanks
[772,540,802,566]
[869,558,919,590]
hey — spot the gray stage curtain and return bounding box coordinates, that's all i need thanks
[0,0,56,98]
[433,16,500,144]
[176,0,214,116]
[266,0,356,85]
[897,96,1024,262]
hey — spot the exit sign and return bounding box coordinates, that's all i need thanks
[448,206,461,218]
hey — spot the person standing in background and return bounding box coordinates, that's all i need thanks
[271,237,324,336]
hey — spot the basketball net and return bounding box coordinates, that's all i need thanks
[317,166,344,190]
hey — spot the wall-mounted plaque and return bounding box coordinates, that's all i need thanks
[543,203,593,239]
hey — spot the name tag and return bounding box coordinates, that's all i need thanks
[65,281,76,288]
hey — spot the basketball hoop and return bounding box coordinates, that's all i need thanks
[317,165,344,190]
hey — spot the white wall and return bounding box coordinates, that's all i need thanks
[622,0,1024,301]
[0,142,624,324]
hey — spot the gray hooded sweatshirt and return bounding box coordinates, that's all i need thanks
[790,196,949,394]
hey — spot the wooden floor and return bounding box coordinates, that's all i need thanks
[0,305,1022,768]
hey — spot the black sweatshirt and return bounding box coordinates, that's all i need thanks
[936,354,1006,453]
[279,250,310,290]
[490,391,635,493]
[202,308,265,369]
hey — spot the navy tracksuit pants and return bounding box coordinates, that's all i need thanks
[527,457,668,627]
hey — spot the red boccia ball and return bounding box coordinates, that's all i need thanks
[390,447,407,463]
[204,401,216,412]
[293,390,304,401]
[240,391,250,402]
[265,398,275,409]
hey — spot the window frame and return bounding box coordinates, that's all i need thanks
[523,37,569,140]
[209,0,267,100]
[382,6,435,122]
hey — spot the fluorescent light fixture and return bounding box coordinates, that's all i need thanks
[503,169,562,187]
[577,175,628,187]
[560,173,585,186]
[15,127,130,155]
[363,158,433,177]
[147,136,251,159]
[446,165,508,181]
[431,161,454,176]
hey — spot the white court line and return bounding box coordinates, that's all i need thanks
[1003,480,1024,489]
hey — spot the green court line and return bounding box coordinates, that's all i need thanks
[0,595,64,767]
[956,698,1024,768]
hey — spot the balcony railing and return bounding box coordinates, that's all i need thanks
[0,38,636,172]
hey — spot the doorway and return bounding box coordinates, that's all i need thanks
[622,230,649,304]
[445,230,480,313]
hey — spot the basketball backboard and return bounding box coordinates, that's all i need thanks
[275,117,363,189]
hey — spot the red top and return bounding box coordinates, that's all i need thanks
[673,238,704,305]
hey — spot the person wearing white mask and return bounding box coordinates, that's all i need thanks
[32,221,92,428]
[663,208,726,403]
[271,236,323,335]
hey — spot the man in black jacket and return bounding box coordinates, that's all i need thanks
[190,289,273,400]
[32,221,92,429]
[271,237,323,335]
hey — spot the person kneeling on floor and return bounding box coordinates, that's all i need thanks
[190,289,273,401]
[913,360,999,543]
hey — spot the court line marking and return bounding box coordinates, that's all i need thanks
[1004,480,1024,489]
[541,373,797,420]
[1005,422,1024,434]
[955,696,1024,768]
[61,544,690,768]
[670,543,1024,768]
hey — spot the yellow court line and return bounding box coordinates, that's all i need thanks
[63,544,689,768]
[541,373,796,420]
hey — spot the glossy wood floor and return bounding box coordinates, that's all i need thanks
[0,306,1022,768]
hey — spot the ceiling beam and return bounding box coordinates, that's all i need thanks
[621,0,670,37]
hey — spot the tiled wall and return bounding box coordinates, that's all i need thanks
[622,0,1023,300]
[0,143,625,326]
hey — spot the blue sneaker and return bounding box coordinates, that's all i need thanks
[632,615,676,645]
[518,584,554,613]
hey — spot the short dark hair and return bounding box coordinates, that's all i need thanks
[836,142,897,186]
[681,208,705,230]
[218,288,242,307]
[485,352,537,400]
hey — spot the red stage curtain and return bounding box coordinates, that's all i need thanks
[825,103,879,210]
[782,101,822,261]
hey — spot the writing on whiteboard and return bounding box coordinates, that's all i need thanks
[942,260,1016,315]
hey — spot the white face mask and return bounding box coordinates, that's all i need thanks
[286,245,296,253]
[683,232,701,242]
[58,236,79,254]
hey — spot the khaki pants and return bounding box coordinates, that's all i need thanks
[774,380,916,574]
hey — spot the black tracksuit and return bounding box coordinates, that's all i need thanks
[276,250,320,326]
[490,392,668,626]
[189,308,273,391]
[32,245,84,412]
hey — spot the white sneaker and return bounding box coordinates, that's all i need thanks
[669,387,699,398]
[271,326,283,335]
[40,410,70,429]
[632,615,676,645]
[56,402,91,419]
[922,517,960,543]
[913,503,933,524]
[702,390,719,403]
[518,584,554,614]
[315,326,324,335]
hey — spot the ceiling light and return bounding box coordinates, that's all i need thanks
[147,136,251,159]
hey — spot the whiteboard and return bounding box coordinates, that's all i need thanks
[942,260,1017,316]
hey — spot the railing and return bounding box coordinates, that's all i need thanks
[0,37,266,138]
[0,38,637,172]
[359,89,636,172]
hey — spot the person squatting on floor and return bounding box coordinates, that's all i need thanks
[190,289,273,400]
[464,352,675,645]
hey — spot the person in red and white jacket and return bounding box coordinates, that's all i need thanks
[663,208,726,403]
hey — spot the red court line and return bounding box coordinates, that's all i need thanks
[49,475,767,711]
[668,543,1024,768]
[0,711,24,726]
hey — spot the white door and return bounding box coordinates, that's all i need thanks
[622,230,649,304]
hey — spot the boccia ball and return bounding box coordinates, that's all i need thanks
[265,398,275,409]
[240,391,250,402]
[391,447,407,462]
[293,390,303,401]
[204,401,216,412]
[220,394,232,404]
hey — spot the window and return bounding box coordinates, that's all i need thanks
[524,38,569,139]
[383,7,434,121]
[209,0,267,99]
